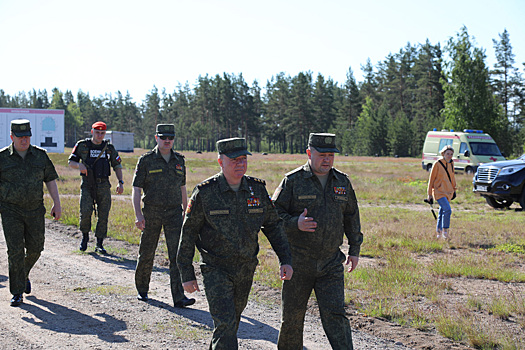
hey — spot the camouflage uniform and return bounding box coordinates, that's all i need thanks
[178,169,292,349]
[272,133,363,350]
[132,145,186,304]
[68,139,122,239]
[0,143,59,295]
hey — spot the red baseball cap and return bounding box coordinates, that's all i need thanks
[92,121,107,130]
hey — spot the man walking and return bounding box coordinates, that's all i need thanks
[272,133,363,350]
[132,124,194,307]
[0,119,62,306]
[177,137,293,350]
[68,121,124,253]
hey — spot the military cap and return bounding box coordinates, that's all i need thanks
[216,137,252,158]
[11,119,32,137]
[156,124,175,136]
[308,133,340,153]
[92,121,107,130]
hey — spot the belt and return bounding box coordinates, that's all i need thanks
[95,178,109,183]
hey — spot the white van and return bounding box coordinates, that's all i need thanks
[421,129,505,174]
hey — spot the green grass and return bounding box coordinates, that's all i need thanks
[43,150,525,349]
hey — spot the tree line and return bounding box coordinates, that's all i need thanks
[1,26,524,157]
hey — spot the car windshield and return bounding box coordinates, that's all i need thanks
[470,142,502,156]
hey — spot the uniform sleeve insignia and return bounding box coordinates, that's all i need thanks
[176,164,183,170]
[334,187,347,195]
[186,199,194,215]
[116,155,121,162]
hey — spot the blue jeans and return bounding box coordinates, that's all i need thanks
[436,197,452,231]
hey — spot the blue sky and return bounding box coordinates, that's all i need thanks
[1,0,524,102]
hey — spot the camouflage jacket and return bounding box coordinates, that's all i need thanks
[132,146,186,209]
[0,144,59,212]
[177,172,292,282]
[272,162,363,259]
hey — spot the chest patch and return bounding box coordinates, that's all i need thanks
[210,210,229,215]
[247,197,260,207]
[298,195,316,200]
[334,187,346,195]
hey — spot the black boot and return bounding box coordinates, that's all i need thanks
[95,238,107,254]
[79,232,89,251]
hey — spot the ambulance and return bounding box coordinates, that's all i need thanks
[421,129,505,173]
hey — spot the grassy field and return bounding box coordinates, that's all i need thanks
[45,148,525,349]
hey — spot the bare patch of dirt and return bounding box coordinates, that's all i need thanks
[0,219,522,349]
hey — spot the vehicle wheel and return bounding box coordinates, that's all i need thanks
[465,166,474,174]
[426,164,432,172]
[485,197,513,209]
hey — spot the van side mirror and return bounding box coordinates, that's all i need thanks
[464,150,470,157]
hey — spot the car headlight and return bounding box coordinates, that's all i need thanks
[498,165,525,176]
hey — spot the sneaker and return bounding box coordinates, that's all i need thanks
[10,294,23,307]
[442,230,450,240]
[95,238,107,254]
[436,230,442,239]
[137,292,149,302]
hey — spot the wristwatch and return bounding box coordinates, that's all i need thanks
[119,180,124,185]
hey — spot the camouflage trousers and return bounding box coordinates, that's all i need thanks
[278,250,353,350]
[201,262,257,350]
[79,180,111,238]
[135,205,185,304]
[1,205,45,295]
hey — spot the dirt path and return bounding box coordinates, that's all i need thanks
[0,219,416,349]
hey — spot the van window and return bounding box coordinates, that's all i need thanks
[438,139,453,152]
[470,142,502,156]
[460,142,468,154]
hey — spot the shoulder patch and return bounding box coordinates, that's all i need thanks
[246,175,266,185]
[285,166,305,178]
[333,168,349,178]
[197,177,217,189]
[173,151,185,159]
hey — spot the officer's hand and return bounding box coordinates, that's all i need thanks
[345,256,359,273]
[116,183,124,195]
[298,208,317,232]
[135,215,145,230]
[51,204,62,220]
[280,264,293,280]
[183,280,200,293]
[78,163,88,175]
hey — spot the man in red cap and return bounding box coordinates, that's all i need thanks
[68,121,124,253]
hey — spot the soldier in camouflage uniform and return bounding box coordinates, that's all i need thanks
[0,119,62,307]
[68,121,124,253]
[132,124,195,307]
[177,137,293,350]
[272,133,363,350]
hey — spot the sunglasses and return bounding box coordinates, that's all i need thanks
[159,135,174,140]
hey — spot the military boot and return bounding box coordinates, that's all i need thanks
[79,232,89,251]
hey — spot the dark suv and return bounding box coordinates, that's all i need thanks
[472,154,525,209]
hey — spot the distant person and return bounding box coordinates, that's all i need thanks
[427,145,457,239]
[132,124,194,307]
[177,137,293,349]
[68,121,124,253]
[272,133,363,350]
[0,119,62,306]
